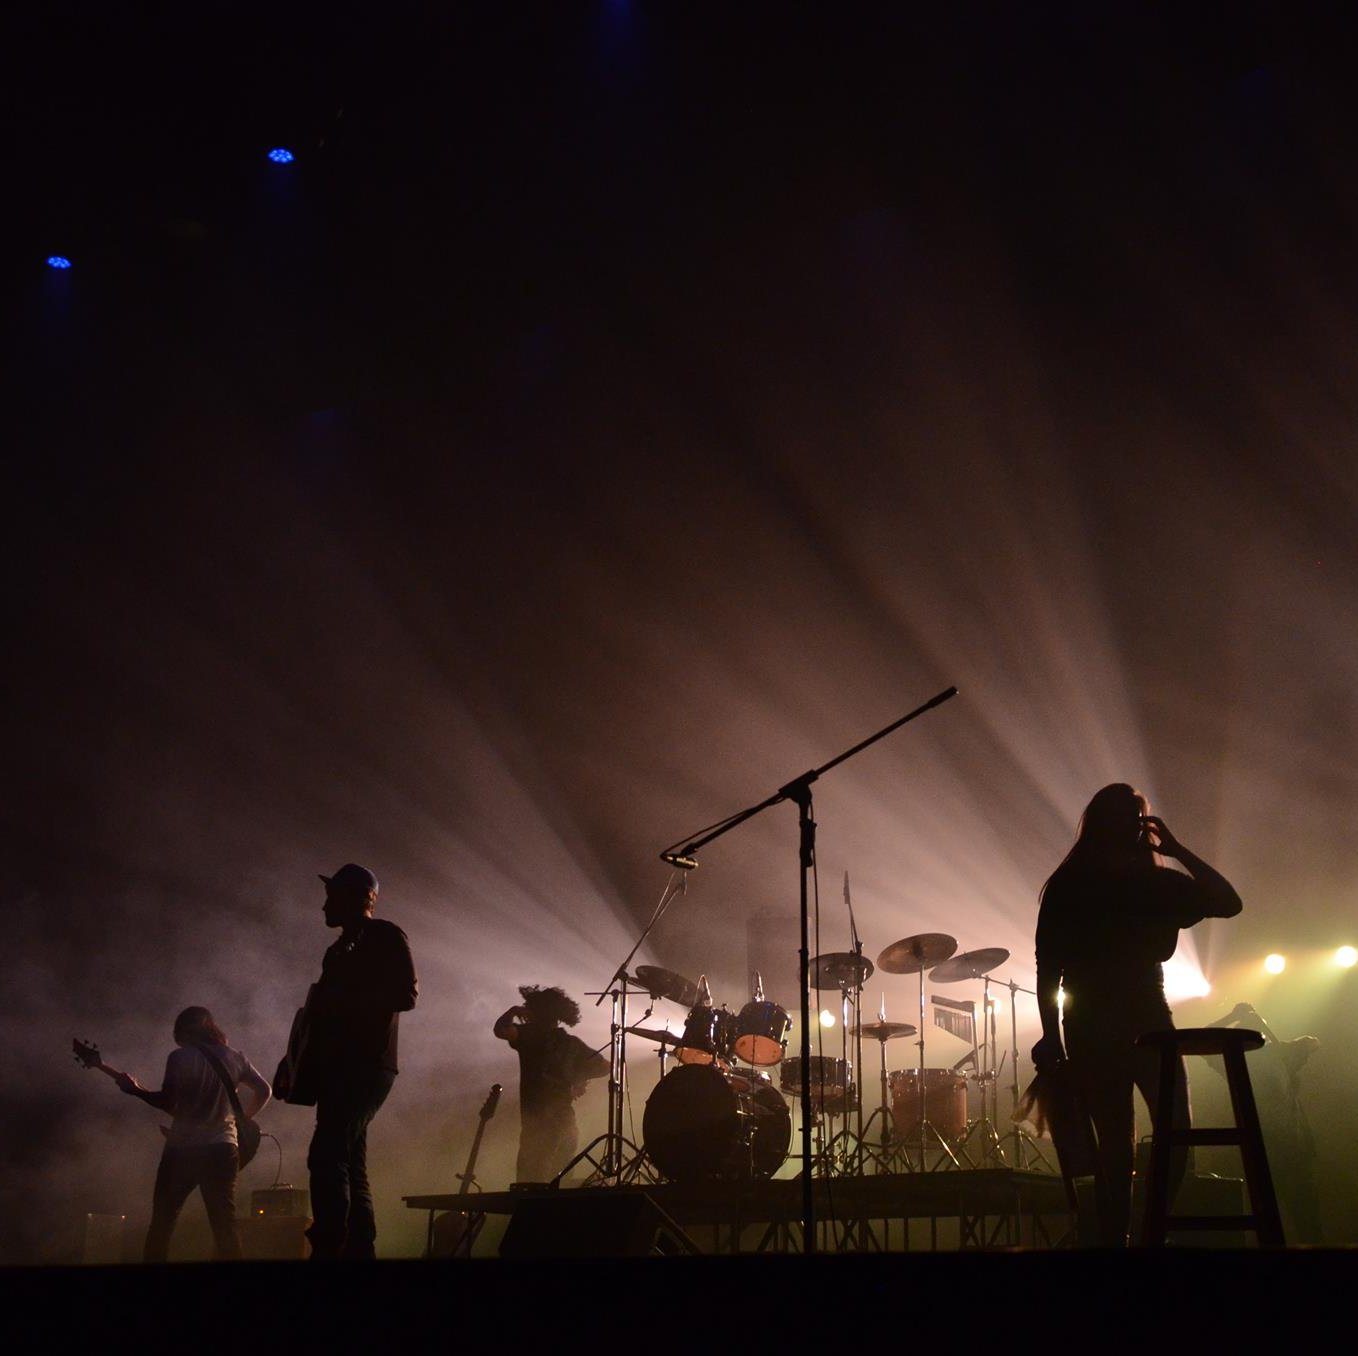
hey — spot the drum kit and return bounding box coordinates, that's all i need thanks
[605,932,1047,1186]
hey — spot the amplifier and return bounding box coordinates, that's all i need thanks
[250,1185,310,1219]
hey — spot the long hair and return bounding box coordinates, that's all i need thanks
[1041,783,1160,903]
[518,985,581,1027]
[173,1006,227,1047]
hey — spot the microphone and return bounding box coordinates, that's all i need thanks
[661,852,699,870]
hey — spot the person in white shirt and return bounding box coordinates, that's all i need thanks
[116,1006,271,1261]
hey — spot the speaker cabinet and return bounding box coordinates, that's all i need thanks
[499,1192,697,1258]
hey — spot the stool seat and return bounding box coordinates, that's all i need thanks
[1136,1027,1265,1059]
[1134,1026,1284,1246]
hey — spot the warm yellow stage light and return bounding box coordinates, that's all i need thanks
[819,1009,836,1028]
[1336,945,1358,969]
[1263,953,1286,975]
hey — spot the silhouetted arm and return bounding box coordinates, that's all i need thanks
[238,1061,272,1118]
[1143,817,1242,917]
[493,1006,527,1042]
[115,1058,176,1111]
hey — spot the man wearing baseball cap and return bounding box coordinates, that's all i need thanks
[275,863,418,1260]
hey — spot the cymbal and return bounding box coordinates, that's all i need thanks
[854,1020,917,1041]
[632,965,700,1007]
[626,1025,684,1046]
[929,947,1010,983]
[876,933,958,974]
[811,952,874,989]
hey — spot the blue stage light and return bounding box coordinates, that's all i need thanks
[46,255,72,270]
[267,148,295,164]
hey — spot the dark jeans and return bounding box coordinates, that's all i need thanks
[306,1068,395,1260]
[144,1143,241,1262]
[1066,1012,1191,1246]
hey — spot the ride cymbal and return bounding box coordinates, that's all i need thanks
[876,933,958,974]
[928,947,1010,983]
[632,965,701,1007]
[810,952,874,989]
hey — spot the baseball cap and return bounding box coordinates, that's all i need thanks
[318,863,380,895]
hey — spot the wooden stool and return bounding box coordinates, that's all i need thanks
[1135,1027,1284,1246]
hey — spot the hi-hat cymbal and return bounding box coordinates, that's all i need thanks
[876,933,958,974]
[626,1025,684,1046]
[811,952,874,989]
[854,1020,917,1041]
[632,965,700,1007]
[929,947,1010,983]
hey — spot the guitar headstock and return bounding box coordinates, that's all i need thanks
[73,1038,102,1069]
[479,1083,502,1118]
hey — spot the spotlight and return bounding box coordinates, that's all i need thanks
[267,148,295,164]
[1336,946,1357,969]
[46,255,72,270]
[1263,953,1286,975]
[818,1009,836,1028]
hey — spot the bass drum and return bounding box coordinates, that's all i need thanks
[643,1064,791,1182]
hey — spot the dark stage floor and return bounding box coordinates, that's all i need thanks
[7,1250,1354,1352]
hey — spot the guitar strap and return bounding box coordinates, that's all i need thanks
[193,1043,260,1166]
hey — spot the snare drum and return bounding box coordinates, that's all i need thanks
[642,1063,791,1182]
[676,1006,737,1066]
[780,1055,854,1113]
[733,1000,791,1066]
[887,1067,969,1140]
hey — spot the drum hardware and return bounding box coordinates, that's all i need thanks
[928,947,1012,1168]
[853,1015,917,1169]
[996,974,1056,1172]
[656,684,960,1249]
[633,964,702,1009]
[804,872,876,1176]
[556,869,694,1188]
[877,931,961,1170]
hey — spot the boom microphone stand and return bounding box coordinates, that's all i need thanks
[553,871,688,1186]
[660,685,958,1251]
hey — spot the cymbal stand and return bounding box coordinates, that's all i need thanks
[998,975,1055,1171]
[555,975,653,1187]
[913,960,961,1172]
[553,872,687,1187]
[856,1025,896,1174]
[956,976,1006,1167]
[821,979,864,1176]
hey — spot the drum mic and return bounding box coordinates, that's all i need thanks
[661,851,699,870]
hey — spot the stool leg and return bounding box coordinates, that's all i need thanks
[1224,1050,1285,1246]
[1139,1044,1177,1246]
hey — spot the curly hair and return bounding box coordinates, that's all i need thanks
[518,985,581,1027]
[173,1006,228,1047]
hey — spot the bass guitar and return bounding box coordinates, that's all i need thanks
[74,1037,262,1168]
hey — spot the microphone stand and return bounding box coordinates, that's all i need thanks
[659,685,958,1252]
[554,871,687,1187]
